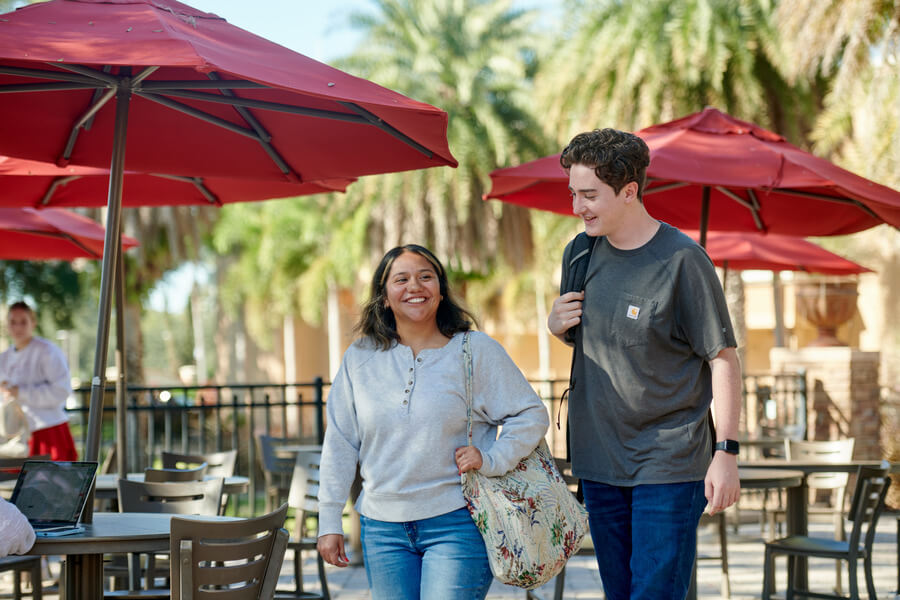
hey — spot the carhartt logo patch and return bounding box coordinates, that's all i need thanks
[627,305,640,320]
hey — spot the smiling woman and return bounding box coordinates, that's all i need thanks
[315,243,550,600]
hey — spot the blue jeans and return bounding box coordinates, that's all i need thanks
[582,479,707,600]
[359,507,494,600]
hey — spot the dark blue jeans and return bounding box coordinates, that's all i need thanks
[582,479,707,600]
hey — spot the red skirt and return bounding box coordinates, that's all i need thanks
[30,422,78,461]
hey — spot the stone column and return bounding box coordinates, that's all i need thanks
[770,347,881,459]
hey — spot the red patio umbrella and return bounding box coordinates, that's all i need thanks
[0,206,138,260]
[0,0,458,483]
[683,230,872,275]
[486,108,900,242]
[0,155,353,207]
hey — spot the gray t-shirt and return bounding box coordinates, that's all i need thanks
[562,222,736,485]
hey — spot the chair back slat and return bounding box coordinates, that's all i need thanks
[144,463,208,482]
[288,451,322,516]
[118,478,224,515]
[162,449,237,478]
[844,464,891,556]
[170,504,288,600]
[785,439,855,491]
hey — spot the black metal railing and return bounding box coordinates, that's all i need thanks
[65,373,807,515]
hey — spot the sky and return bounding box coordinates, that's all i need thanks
[185,0,373,63]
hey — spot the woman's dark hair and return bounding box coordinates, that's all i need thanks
[355,244,477,350]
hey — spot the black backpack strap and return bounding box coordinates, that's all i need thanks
[559,233,596,465]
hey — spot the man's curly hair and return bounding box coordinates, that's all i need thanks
[560,128,651,200]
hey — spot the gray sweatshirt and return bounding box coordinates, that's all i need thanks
[317,331,549,536]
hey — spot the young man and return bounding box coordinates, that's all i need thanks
[547,128,742,600]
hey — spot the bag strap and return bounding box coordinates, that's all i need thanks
[462,331,474,446]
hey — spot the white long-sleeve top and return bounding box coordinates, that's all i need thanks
[0,336,71,432]
[0,497,35,556]
[317,331,549,536]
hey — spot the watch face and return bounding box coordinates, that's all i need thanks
[716,440,739,454]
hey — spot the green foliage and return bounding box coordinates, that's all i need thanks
[0,260,83,329]
[536,0,815,143]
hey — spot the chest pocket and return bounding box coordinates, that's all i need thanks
[609,293,658,347]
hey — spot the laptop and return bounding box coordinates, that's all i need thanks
[10,460,98,537]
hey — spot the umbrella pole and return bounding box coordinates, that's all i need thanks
[699,186,710,248]
[83,84,130,522]
[115,238,128,479]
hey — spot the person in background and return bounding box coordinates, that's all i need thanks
[317,244,549,600]
[0,301,77,461]
[547,129,742,600]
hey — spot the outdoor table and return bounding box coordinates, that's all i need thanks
[739,458,895,592]
[273,444,323,456]
[92,473,249,499]
[687,468,804,600]
[0,473,249,505]
[25,512,238,598]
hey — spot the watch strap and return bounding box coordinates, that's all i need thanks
[714,439,740,455]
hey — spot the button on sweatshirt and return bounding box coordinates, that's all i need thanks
[317,331,549,536]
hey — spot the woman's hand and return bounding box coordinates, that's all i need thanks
[455,446,483,474]
[317,533,350,567]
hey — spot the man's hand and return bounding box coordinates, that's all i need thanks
[704,451,740,514]
[548,291,584,342]
[317,533,350,567]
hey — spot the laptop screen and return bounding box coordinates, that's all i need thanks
[10,460,98,526]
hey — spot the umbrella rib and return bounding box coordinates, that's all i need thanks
[60,88,117,164]
[9,228,100,259]
[773,188,881,220]
[0,65,105,86]
[40,175,83,207]
[0,81,102,93]
[140,80,268,91]
[137,91,262,140]
[206,72,298,180]
[717,186,765,231]
[52,62,121,87]
[148,87,368,124]
[151,174,220,205]
[338,101,434,158]
[643,181,690,194]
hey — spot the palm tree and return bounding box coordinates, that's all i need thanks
[332,0,549,273]
[213,0,553,374]
[537,0,816,143]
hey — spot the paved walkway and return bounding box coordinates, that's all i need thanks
[293,513,899,600]
[2,513,897,598]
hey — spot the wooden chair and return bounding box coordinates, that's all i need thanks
[762,464,891,600]
[110,478,225,593]
[144,464,208,483]
[161,450,237,478]
[161,450,237,515]
[276,451,329,599]
[257,435,311,513]
[781,438,855,591]
[0,555,43,599]
[170,504,289,600]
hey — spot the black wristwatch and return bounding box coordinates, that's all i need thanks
[714,439,740,455]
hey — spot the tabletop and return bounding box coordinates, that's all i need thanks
[26,512,240,555]
[738,467,804,489]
